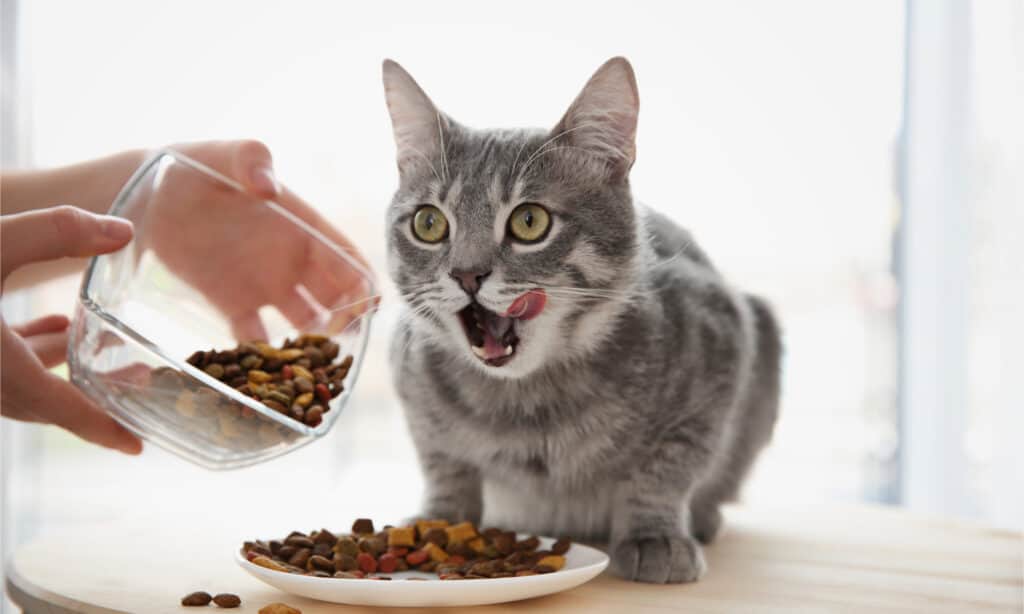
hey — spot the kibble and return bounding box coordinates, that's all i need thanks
[181,591,212,606]
[212,593,242,608]
[241,518,572,581]
[172,336,353,436]
[259,603,302,614]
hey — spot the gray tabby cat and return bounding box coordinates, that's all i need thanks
[382,57,781,583]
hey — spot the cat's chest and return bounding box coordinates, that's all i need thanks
[439,378,630,488]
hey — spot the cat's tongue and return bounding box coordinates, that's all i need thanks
[505,289,547,320]
[480,309,514,360]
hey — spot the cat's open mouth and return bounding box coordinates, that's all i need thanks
[457,301,520,367]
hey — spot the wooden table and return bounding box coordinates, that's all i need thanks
[6,505,1021,613]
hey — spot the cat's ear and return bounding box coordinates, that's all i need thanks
[552,57,639,180]
[382,59,450,176]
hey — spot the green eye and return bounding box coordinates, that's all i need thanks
[507,203,551,243]
[412,205,449,243]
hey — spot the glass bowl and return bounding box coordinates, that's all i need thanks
[68,150,377,469]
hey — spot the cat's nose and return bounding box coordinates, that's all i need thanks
[450,269,491,295]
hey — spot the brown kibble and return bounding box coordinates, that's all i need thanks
[298,333,329,345]
[494,532,516,555]
[352,518,375,534]
[212,593,241,608]
[181,591,212,606]
[321,341,340,360]
[304,405,323,427]
[308,554,334,572]
[294,392,314,408]
[334,553,358,572]
[186,350,206,366]
[551,537,571,555]
[303,346,325,366]
[285,535,315,548]
[333,536,359,557]
[263,399,288,414]
[422,527,448,547]
[294,376,314,394]
[259,603,302,614]
[288,548,312,567]
[289,405,305,422]
[516,536,540,551]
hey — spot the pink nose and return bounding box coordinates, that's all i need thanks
[450,269,491,295]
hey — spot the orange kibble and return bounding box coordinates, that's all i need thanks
[467,537,488,554]
[387,526,416,548]
[444,521,477,544]
[415,519,450,539]
[536,555,566,571]
[423,542,449,562]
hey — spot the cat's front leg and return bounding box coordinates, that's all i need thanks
[610,486,706,583]
[609,439,712,583]
[417,448,483,524]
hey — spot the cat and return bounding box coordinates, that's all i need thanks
[382,57,781,584]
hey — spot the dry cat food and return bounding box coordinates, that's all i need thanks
[146,334,352,447]
[241,518,571,581]
[180,591,240,608]
[185,335,352,427]
[259,604,302,614]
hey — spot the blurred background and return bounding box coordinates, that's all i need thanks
[1,0,1021,606]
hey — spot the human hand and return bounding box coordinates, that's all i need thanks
[140,140,376,340]
[1,206,142,454]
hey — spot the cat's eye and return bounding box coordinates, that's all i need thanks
[507,203,551,243]
[412,205,449,243]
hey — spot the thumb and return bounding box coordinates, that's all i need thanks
[1,205,133,280]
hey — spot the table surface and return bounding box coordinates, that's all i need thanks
[6,504,1022,614]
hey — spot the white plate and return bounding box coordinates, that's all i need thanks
[235,537,609,607]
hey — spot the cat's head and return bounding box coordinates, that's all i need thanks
[383,57,641,378]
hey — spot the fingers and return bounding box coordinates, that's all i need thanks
[10,314,70,337]
[23,330,70,369]
[278,186,375,277]
[42,371,143,454]
[230,311,269,344]
[1,325,141,454]
[1,206,133,280]
[275,287,321,330]
[172,140,279,199]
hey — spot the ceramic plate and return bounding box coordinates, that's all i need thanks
[235,537,609,607]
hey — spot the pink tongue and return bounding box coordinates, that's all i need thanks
[482,331,507,360]
[505,289,547,320]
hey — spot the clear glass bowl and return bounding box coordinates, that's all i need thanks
[68,150,377,469]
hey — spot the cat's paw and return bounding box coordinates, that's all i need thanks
[610,534,706,584]
[690,506,723,544]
